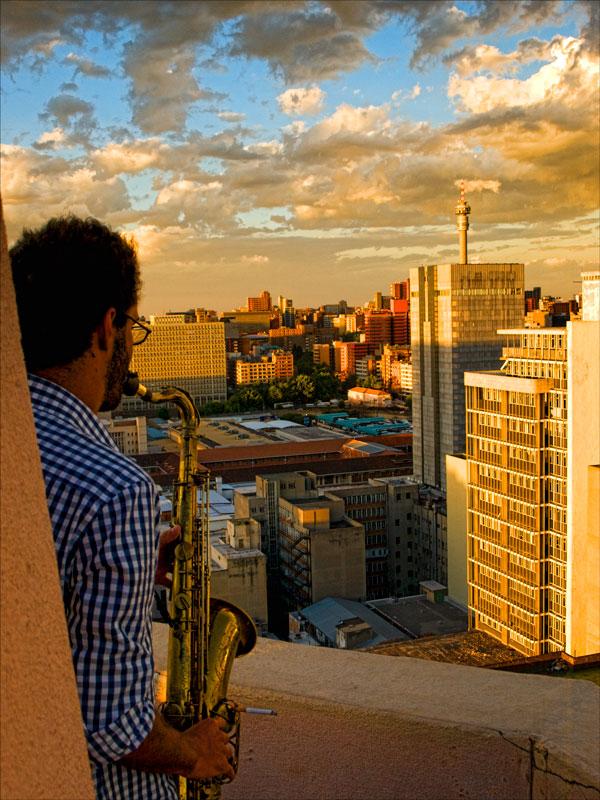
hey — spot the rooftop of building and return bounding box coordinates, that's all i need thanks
[205,454,411,485]
[194,437,354,462]
[367,594,468,638]
[365,628,522,668]
[297,596,410,649]
[211,538,264,566]
[497,327,567,334]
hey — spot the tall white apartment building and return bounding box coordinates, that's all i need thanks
[121,313,227,411]
[465,316,599,657]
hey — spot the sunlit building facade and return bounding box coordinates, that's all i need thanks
[121,313,227,410]
[466,321,600,657]
[410,262,524,490]
[235,350,294,386]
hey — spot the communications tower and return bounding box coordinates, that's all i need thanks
[454,180,471,264]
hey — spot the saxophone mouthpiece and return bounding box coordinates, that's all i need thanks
[122,370,140,396]
[237,705,277,716]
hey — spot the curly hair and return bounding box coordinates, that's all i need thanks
[10,215,141,372]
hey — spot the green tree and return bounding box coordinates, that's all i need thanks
[268,382,284,404]
[342,372,358,392]
[312,365,342,400]
[294,350,315,375]
[202,401,224,416]
[280,411,305,424]
[157,406,170,420]
[294,374,315,403]
[360,375,383,389]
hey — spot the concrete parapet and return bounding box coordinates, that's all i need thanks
[206,636,599,800]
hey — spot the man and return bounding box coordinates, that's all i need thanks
[10,215,234,799]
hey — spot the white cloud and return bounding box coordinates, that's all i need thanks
[543,257,567,266]
[90,139,166,177]
[336,246,406,261]
[392,83,421,102]
[277,86,326,116]
[33,127,66,150]
[156,179,222,205]
[448,37,598,114]
[241,254,269,263]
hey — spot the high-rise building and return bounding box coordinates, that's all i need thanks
[390,280,410,301]
[324,485,390,599]
[338,342,369,378]
[278,494,366,609]
[364,311,392,350]
[391,308,410,346]
[466,319,599,657]
[247,290,272,312]
[121,313,227,411]
[281,298,296,328]
[235,350,294,385]
[581,271,600,321]
[410,187,524,490]
[313,343,332,368]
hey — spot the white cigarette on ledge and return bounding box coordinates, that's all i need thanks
[238,705,277,715]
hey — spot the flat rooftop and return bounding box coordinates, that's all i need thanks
[368,595,468,638]
[366,629,521,668]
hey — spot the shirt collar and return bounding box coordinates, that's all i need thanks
[28,373,120,452]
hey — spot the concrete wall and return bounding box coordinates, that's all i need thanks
[0,203,94,798]
[150,630,600,800]
[311,527,366,603]
[446,453,468,607]
[211,552,268,632]
[566,320,600,657]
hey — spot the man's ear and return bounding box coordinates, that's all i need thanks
[96,307,117,352]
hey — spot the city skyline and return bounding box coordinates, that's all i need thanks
[1,0,598,314]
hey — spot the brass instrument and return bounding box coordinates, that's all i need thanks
[123,372,256,800]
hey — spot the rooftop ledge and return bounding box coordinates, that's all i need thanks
[153,628,599,800]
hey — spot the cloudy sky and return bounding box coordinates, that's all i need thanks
[1,0,598,314]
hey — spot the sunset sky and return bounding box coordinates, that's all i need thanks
[1,0,598,314]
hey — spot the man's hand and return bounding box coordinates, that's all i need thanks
[155,525,180,587]
[118,710,235,781]
[180,717,235,782]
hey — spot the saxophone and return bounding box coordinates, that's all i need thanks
[123,372,257,800]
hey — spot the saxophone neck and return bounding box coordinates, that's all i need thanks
[123,371,200,427]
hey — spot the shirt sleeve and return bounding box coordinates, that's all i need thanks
[67,480,162,765]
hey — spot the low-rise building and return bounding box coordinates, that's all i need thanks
[290,596,408,649]
[210,517,268,634]
[101,415,148,455]
[347,387,392,406]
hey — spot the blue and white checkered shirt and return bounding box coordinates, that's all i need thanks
[28,374,178,800]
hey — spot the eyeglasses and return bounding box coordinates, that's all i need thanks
[118,310,152,346]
